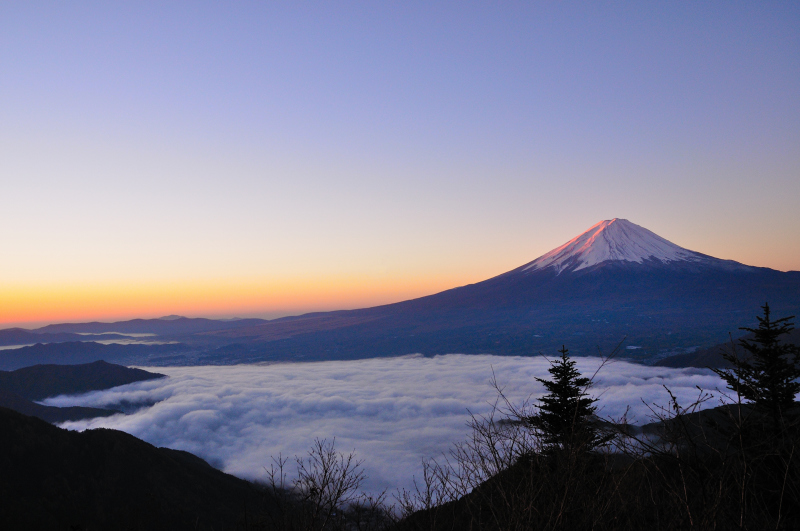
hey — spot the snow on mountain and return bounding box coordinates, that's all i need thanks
[522,219,704,274]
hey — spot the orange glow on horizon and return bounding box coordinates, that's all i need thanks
[0,273,481,329]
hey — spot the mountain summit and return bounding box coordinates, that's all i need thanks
[522,219,702,274]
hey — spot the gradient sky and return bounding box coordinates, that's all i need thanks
[2,2,799,327]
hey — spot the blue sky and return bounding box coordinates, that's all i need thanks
[1,2,798,324]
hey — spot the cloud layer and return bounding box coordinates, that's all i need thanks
[48,355,726,494]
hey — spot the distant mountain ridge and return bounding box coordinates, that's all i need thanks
[0,342,190,371]
[35,316,269,335]
[0,327,133,347]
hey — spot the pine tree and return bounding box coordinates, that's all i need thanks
[530,346,607,452]
[714,304,800,421]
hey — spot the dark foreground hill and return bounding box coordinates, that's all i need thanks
[0,361,166,423]
[0,407,271,530]
[398,403,800,531]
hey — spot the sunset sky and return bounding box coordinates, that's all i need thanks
[2,2,799,327]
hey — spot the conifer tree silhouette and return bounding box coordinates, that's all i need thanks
[531,345,608,452]
[714,303,800,424]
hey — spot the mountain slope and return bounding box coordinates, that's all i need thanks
[0,407,270,530]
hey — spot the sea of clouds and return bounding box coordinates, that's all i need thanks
[46,354,727,495]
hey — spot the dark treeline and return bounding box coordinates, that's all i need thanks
[245,304,800,531]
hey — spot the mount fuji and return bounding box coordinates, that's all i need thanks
[186,218,798,363]
[11,219,799,365]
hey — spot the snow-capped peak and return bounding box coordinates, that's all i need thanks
[522,219,702,274]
